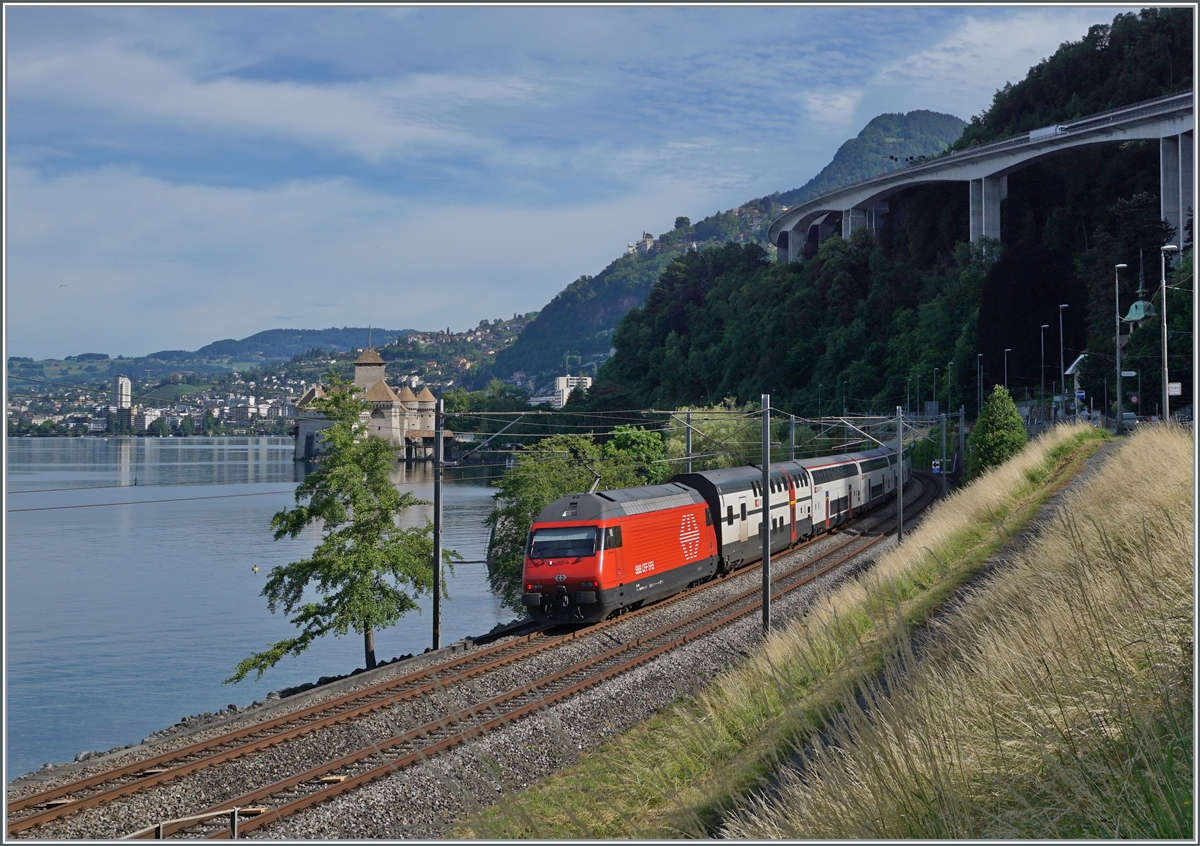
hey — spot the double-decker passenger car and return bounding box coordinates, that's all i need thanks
[522,446,910,624]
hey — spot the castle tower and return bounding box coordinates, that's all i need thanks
[353,348,386,390]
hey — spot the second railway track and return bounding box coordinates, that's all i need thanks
[9,473,936,840]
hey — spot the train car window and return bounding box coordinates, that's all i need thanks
[741,502,747,521]
[529,526,599,559]
[705,508,713,526]
[727,505,734,526]
[603,526,622,550]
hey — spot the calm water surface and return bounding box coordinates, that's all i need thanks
[5,437,512,779]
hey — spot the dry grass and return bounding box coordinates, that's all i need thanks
[464,422,1116,839]
[723,424,1193,839]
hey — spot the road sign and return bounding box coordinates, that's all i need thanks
[1168,382,1182,396]
[1075,391,1086,399]
[1129,394,1139,405]
[1121,370,1137,377]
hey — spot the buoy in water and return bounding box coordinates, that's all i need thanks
[252,566,259,573]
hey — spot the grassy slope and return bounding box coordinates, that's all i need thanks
[461,422,1115,838]
[724,424,1193,838]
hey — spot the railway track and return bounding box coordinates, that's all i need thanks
[9,473,936,840]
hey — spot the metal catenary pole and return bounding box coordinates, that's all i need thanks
[790,413,795,461]
[960,408,969,482]
[896,406,904,541]
[940,413,947,498]
[432,398,444,651]
[685,410,693,474]
[761,394,771,634]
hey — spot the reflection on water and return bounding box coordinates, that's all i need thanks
[5,437,513,779]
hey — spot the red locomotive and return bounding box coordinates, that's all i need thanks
[521,483,718,624]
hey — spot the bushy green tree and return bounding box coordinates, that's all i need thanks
[227,375,453,682]
[484,432,656,613]
[965,385,1027,480]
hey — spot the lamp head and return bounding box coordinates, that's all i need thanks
[1162,244,1179,253]
[1116,263,1128,269]
[1059,303,1068,309]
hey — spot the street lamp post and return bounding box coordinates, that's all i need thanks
[916,374,921,415]
[1059,304,1069,420]
[946,361,953,413]
[818,383,822,418]
[1115,264,1127,434]
[1040,324,1049,422]
[1004,348,1011,391]
[933,367,939,415]
[906,377,910,415]
[1161,245,1179,421]
[976,353,983,417]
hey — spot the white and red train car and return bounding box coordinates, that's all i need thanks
[522,446,909,624]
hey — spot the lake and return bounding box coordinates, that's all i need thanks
[5,436,514,779]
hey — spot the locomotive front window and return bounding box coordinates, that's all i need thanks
[603,526,623,549]
[529,526,599,559]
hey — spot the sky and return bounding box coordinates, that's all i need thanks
[4,4,1141,360]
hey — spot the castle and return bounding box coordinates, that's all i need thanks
[292,348,453,460]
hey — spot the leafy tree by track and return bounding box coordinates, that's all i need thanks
[965,385,1027,480]
[484,429,663,613]
[226,375,453,682]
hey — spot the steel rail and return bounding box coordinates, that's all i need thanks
[139,476,934,839]
[14,475,930,839]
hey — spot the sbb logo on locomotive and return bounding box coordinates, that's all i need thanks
[679,513,701,559]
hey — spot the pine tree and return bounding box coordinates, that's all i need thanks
[965,385,1028,480]
[227,375,453,682]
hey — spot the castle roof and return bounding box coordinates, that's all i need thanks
[363,379,399,403]
[295,384,327,408]
[397,386,418,403]
[416,387,436,403]
[355,348,385,365]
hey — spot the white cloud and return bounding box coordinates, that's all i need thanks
[6,165,724,359]
[8,41,549,163]
[866,8,1138,121]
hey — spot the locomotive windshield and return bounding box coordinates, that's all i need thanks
[528,526,599,559]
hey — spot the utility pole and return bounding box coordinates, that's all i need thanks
[958,406,966,482]
[685,410,693,474]
[432,398,444,651]
[1161,245,1178,421]
[789,413,795,461]
[896,406,904,541]
[940,413,947,498]
[761,394,771,634]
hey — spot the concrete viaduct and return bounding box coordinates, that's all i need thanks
[768,90,1194,260]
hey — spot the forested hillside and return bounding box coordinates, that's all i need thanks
[778,111,965,206]
[954,7,1191,148]
[493,110,966,391]
[587,7,1193,420]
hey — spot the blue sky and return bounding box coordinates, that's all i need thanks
[5,5,1137,359]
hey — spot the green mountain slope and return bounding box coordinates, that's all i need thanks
[493,110,965,390]
[589,7,1193,419]
[778,110,966,206]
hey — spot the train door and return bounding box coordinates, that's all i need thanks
[738,495,748,544]
[603,526,624,583]
[788,479,797,543]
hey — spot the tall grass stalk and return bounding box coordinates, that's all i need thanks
[465,423,1113,839]
[723,425,1192,839]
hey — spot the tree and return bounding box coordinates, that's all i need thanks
[485,433,648,612]
[226,375,453,682]
[178,415,196,437]
[965,385,1028,480]
[147,417,170,436]
[674,216,692,230]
